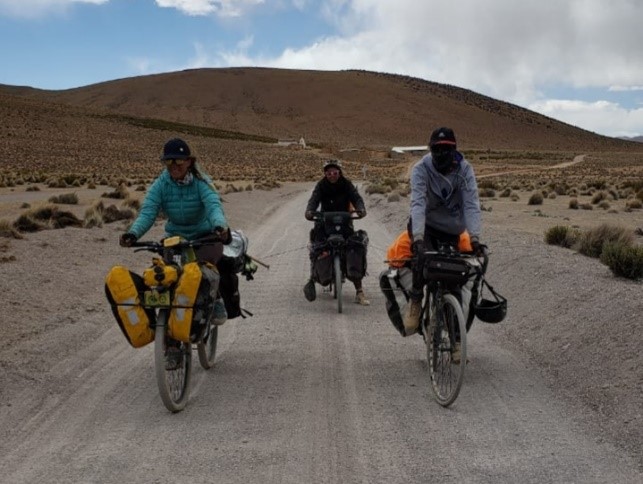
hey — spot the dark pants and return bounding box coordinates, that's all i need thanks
[407,219,459,302]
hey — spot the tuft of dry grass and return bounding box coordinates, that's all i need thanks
[574,223,634,258]
[0,219,23,239]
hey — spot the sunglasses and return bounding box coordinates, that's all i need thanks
[325,169,340,176]
[164,158,187,167]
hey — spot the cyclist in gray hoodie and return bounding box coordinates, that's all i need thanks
[404,127,483,340]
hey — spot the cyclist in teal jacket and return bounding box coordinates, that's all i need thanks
[120,138,230,325]
[121,138,228,244]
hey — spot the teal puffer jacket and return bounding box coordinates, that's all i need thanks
[127,170,227,241]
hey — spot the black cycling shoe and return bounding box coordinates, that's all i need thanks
[303,279,316,302]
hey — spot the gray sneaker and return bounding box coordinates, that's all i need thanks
[212,298,227,325]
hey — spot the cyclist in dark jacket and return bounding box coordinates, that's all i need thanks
[303,160,370,305]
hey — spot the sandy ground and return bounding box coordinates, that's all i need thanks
[0,176,641,482]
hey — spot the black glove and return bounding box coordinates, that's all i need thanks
[411,239,426,271]
[120,232,137,247]
[213,226,232,244]
[470,236,485,256]
[356,210,366,218]
[305,211,314,221]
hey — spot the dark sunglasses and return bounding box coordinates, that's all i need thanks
[163,158,187,167]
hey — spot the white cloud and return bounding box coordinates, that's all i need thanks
[529,99,643,138]
[0,0,107,18]
[155,0,264,17]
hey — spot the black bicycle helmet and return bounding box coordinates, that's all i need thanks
[473,279,507,323]
[323,159,343,172]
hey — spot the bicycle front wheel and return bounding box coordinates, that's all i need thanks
[197,324,218,369]
[427,293,467,407]
[154,310,192,413]
[334,254,343,313]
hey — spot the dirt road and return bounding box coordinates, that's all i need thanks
[0,183,640,483]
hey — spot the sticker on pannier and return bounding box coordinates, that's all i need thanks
[105,266,155,348]
[313,251,334,286]
[379,267,413,336]
[168,262,204,343]
[346,230,368,281]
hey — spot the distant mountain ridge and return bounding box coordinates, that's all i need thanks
[3,67,641,152]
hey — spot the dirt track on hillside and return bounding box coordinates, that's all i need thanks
[0,181,641,483]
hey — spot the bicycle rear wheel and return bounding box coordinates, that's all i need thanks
[426,293,467,407]
[154,311,192,413]
[197,324,218,369]
[334,254,343,313]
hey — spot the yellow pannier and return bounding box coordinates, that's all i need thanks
[168,262,202,343]
[105,266,155,348]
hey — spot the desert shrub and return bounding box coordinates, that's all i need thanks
[478,180,498,190]
[528,192,544,205]
[510,193,520,202]
[548,192,557,199]
[636,189,643,202]
[13,214,47,232]
[544,225,579,248]
[479,188,496,198]
[569,198,579,209]
[135,185,146,192]
[0,219,23,239]
[365,183,389,195]
[87,181,97,189]
[245,184,253,191]
[580,203,593,210]
[25,185,40,192]
[48,192,79,205]
[598,200,611,210]
[122,197,140,211]
[20,202,30,209]
[499,188,511,197]
[102,184,129,199]
[102,204,135,223]
[574,224,634,258]
[83,205,104,228]
[387,192,401,203]
[588,179,607,190]
[600,242,643,280]
[591,191,609,204]
[625,199,642,209]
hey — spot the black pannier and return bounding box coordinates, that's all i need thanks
[346,229,368,281]
[379,267,413,336]
[313,249,334,286]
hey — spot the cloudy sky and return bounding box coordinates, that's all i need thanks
[1,0,642,138]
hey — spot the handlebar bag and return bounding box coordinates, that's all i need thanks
[105,266,155,348]
[423,256,472,286]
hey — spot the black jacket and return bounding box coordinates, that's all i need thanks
[306,176,365,213]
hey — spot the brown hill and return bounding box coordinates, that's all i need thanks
[5,67,642,152]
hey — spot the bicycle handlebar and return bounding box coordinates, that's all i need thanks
[309,210,364,221]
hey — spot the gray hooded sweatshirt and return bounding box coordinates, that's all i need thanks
[409,152,481,242]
